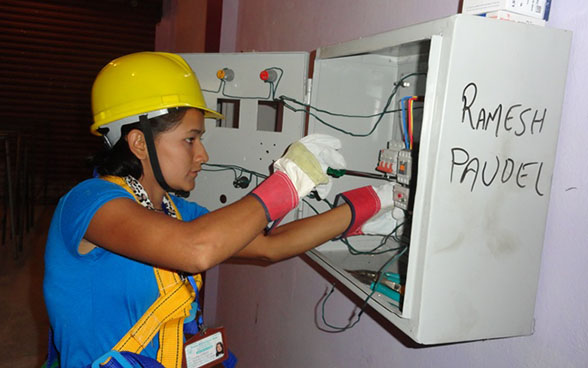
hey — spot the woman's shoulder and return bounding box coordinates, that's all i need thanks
[52,178,136,254]
[61,177,134,207]
[168,194,209,221]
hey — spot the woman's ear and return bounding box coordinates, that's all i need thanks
[127,129,148,160]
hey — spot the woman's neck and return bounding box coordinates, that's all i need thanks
[138,175,165,209]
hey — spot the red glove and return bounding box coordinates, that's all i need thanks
[250,134,345,222]
[335,182,400,238]
[249,171,299,222]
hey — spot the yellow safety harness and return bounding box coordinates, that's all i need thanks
[102,176,202,368]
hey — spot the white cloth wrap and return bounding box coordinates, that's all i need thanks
[273,134,346,199]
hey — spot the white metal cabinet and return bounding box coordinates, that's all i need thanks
[180,52,308,218]
[182,14,571,344]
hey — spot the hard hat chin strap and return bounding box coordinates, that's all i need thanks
[139,115,189,198]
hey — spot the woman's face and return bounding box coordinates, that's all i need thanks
[155,108,209,192]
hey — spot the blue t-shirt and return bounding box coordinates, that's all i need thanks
[43,178,208,368]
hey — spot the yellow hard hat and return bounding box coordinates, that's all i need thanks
[91,51,223,145]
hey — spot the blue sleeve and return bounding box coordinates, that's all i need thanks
[169,195,209,221]
[56,178,134,259]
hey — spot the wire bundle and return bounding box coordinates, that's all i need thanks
[278,72,425,137]
[320,246,408,332]
[399,95,424,150]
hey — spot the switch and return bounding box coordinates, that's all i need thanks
[377,148,399,174]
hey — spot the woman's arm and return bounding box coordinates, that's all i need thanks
[85,135,348,274]
[233,204,352,262]
[85,195,269,274]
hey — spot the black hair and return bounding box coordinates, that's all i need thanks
[90,107,190,178]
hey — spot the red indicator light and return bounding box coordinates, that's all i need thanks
[259,69,278,82]
[260,70,269,81]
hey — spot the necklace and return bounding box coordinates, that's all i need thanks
[123,175,177,218]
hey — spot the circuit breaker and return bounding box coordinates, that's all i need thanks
[182,14,571,344]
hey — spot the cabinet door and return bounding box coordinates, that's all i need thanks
[303,15,571,344]
[415,15,571,343]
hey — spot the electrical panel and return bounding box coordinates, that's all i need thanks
[180,52,308,221]
[182,15,572,344]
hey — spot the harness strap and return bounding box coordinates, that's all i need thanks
[102,175,202,368]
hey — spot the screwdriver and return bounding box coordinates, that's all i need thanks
[327,167,391,181]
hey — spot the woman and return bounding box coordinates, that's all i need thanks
[43,52,394,368]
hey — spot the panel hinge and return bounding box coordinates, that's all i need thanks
[304,78,313,105]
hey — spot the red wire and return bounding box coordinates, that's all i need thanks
[408,96,424,149]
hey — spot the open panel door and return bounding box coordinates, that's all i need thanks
[304,15,571,344]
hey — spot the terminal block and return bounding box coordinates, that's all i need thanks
[397,150,412,185]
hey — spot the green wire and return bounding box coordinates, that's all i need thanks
[320,246,408,332]
[203,163,268,180]
[222,83,272,100]
[268,67,284,100]
[202,80,225,94]
[204,71,424,138]
[203,163,410,255]
[314,197,408,256]
[339,222,406,255]
[279,72,425,137]
[207,66,285,100]
[201,162,411,332]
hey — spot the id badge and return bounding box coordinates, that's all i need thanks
[182,327,228,368]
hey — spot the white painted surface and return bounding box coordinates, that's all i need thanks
[194,0,588,366]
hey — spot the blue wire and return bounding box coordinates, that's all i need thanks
[400,96,412,149]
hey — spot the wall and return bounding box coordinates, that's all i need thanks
[155,0,207,52]
[203,0,588,366]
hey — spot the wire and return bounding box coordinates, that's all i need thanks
[278,72,425,137]
[409,98,414,149]
[267,67,284,100]
[407,96,424,150]
[202,162,410,333]
[319,246,408,332]
[399,95,425,150]
[221,82,272,100]
[339,223,406,255]
[202,163,267,187]
[202,67,285,101]
[202,80,225,94]
[400,96,411,149]
[204,163,409,254]
[279,95,398,119]
[306,196,407,255]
